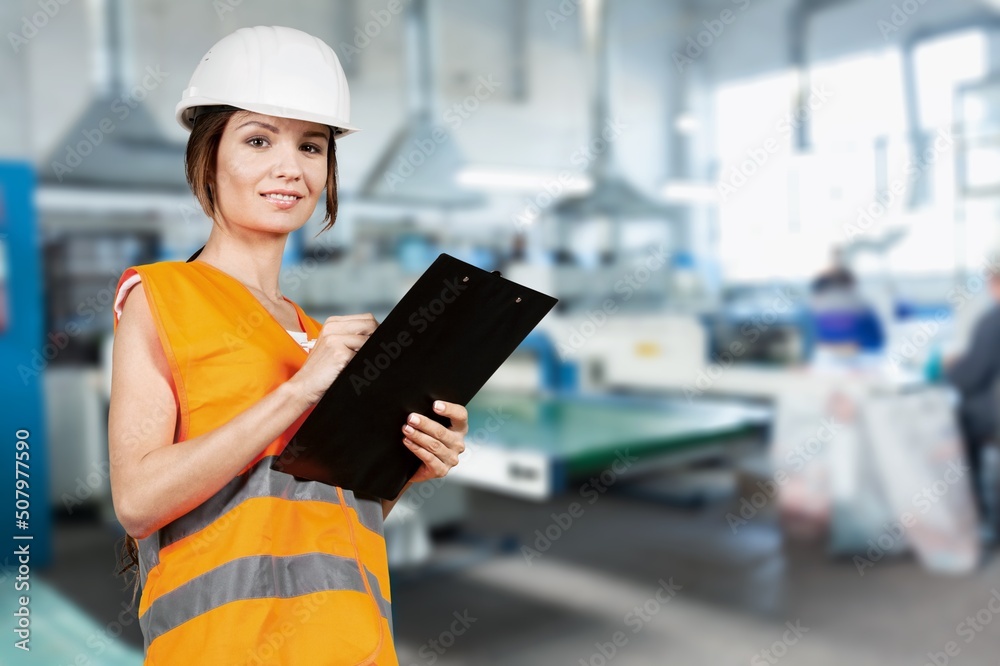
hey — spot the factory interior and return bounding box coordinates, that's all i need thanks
[4,0,1000,663]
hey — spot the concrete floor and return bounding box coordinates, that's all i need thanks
[392,489,1000,665]
[39,487,1000,665]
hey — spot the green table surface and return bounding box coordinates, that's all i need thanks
[465,391,765,477]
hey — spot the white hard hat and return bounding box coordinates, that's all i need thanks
[175,25,360,139]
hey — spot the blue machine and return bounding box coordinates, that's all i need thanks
[515,330,579,393]
[0,161,53,568]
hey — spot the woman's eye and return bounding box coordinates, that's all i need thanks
[247,136,268,148]
[302,144,322,154]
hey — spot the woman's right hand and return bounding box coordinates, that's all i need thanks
[288,313,379,406]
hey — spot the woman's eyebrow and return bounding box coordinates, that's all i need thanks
[236,120,329,141]
[236,120,279,133]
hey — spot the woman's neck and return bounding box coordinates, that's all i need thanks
[194,229,287,301]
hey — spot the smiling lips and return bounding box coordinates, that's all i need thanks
[261,191,303,209]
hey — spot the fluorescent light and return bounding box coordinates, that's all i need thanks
[458,166,592,193]
[661,180,718,203]
[36,186,203,215]
[675,113,701,134]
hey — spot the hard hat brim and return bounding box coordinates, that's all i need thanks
[176,97,361,139]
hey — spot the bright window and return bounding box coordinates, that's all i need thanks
[713,30,987,283]
[714,71,796,282]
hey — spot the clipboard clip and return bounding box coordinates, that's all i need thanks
[487,270,522,302]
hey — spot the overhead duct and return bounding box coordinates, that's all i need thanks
[39,0,187,191]
[788,0,853,152]
[548,0,682,262]
[357,0,485,209]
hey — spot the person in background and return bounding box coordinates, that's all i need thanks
[945,266,1000,533]
[809,247,885,356]
[811,246,856,294]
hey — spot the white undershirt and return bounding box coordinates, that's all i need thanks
[115,273,313,351]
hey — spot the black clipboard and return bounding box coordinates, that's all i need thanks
[271,253,558,500]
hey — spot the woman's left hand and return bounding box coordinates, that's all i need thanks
[401,400,468,484]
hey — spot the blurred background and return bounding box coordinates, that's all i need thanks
[3,0,1000,663]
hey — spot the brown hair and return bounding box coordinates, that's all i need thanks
[117,534,142,608]
[184,106,341,233]
[115,107,344,605]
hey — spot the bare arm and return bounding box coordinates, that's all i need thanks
[108,286,373,539]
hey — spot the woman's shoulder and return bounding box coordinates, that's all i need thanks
[114,261,195,314]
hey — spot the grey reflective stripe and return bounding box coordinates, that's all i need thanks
[365,566,393,637]
[159,454,341,549]
[343,489,385,536]
[136,534,160,588]
[137,456,386,599]
[139,552,392,650]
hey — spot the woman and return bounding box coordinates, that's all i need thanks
[109,26,467,665]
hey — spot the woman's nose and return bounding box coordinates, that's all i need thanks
[270,144,305,180]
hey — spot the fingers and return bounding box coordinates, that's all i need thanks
[402,414,462,466]
[312,333,370,353]
[405,411,466,452]
[403,438,451,477]
[432,400,469,435]
[320,313,378,337]
[320,318,376,337]
[400,406,467,483]
[324,313,377,322]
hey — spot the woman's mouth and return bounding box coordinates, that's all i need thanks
[261,192,302,209]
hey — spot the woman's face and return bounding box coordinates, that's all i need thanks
[213,110,330,235]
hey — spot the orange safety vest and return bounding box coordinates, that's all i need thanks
[112,259,398,666]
